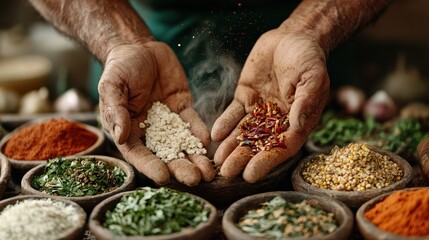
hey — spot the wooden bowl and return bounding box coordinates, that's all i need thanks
[0,117,105,172]
[292,148,413,208]
[0,154,11,199]
[21,155,135,212]
[0,195,86,240]
[164,152,301,208]
[356,187,429,240]
[222,191,354,240]
[88,189,218,240]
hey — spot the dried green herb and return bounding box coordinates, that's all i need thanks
[238,196,337,239]
[310,116,429,154]
[104,187,210,236]
[31,156,126,197]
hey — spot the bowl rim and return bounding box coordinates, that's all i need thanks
[291,147,413,208]
[0,194,87,239]
[88,188,218,240]
[356,187,429,240]
[0,154,11,198]
[0,117,105,170]
[222,191,354,240]
[20,155,135,202]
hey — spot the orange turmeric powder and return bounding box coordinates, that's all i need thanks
[365,188,429,237]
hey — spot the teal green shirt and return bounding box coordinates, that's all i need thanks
[90,1,357,101]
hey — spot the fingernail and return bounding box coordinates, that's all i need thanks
[113,124,122,143]
[299,114,307,130]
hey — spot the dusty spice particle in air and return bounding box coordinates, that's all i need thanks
[237,98,290,154]
[140,101,206,163]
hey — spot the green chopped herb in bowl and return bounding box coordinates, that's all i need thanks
[102,187,213,237]
[31,156,127,197]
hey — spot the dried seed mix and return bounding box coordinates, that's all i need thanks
[238,196,337,238]
[237,98,289,154]
[140,102,206,163]
[302,143,403,191]
[0,198,80,240]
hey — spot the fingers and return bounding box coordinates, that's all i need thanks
[116,133,170,186]
[188,155,216,182]
[219,146,253,179]
[98,78,131,145]
[243,148,293,183]
[179,107,210,147]
[211,100,245,142]
[167,158,201,186]
[213,127,241,166]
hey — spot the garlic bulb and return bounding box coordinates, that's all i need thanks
[336,86,366,116]
[54,88,93,113]
[382,55,428,104]
[19,87,51,114]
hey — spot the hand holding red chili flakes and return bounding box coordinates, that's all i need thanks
[237,99,290,154]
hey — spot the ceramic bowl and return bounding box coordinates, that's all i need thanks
[222,191,354,240]
[0,155,11,199]
[21,155,135,212]
[356,187,429,240]
[89,189,218,240]
[291,148,413,208]
[164,152,301,208]
[0,195,87,240]
[0,117,105,172]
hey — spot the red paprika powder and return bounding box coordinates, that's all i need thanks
[3,118,98,160]
[365,188,429,237]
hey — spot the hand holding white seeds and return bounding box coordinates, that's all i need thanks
[142,101,215,186]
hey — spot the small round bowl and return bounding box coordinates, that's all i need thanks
[0,155,11,199]
[0,195,87,240]
[222,191,354,240]
[292,148,413,208]
[89,189,218,240]
[0,117,105,172]
[164,152,301,208]
[21,155,135,212]
[356,187,429,240]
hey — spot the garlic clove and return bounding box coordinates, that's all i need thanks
[363,90,398,122]
[336,85,366,116]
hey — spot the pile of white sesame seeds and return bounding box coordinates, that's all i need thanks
[140,101,207,163]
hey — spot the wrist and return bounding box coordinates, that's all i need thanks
[279,0,391,56]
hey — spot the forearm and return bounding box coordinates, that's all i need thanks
[281,0,391,54]
[29,0,154,64]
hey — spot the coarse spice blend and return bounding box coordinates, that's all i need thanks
[237,98,290,154]
[238,196,338,238]
[31,156,126,197]
[302,143,403,191]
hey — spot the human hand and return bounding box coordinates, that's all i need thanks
[98,41,215,186]
[212,29,330,183]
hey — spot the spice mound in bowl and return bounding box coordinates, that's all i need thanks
[292,143,413,208]
[0,118,105,171]
[222,191,353,240]
[0,155,11,199]
[0,195,87,240]
[21,155,135,211]
[357,187,429,240]
[89,187,218,240]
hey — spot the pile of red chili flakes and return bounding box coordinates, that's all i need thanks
[237,98,290,154]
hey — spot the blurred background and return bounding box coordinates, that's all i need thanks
[0,0,428,116]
